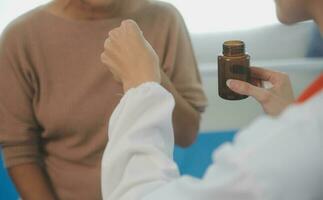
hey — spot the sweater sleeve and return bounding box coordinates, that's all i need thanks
[0,23,41,167]
[162,5,208,112]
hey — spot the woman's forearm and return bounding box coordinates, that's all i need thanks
[101,20,201,147]
[160,71,201,147]
[9,163,57,200]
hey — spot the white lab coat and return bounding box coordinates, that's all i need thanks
[101,82,323,200]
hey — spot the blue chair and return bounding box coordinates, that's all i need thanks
[0,130,236,199]
[174,130,236,178]
[0,150,19,200]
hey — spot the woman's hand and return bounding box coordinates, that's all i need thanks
[227,67,295,116]
[101,19,161,92]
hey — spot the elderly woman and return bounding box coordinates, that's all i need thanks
[0,0,207,199]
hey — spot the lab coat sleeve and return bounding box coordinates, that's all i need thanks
[102,81,323,200]
[101,82,180,200]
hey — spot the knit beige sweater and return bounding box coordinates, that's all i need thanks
[0,1,207,199]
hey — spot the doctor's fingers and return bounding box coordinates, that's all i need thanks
[227,79,272,104]
[250,66,290,85]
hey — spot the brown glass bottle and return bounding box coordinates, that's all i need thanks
[218,40,251,100]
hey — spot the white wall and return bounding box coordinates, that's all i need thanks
[192,22,314,63]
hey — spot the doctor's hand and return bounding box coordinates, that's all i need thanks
[101,19,161,92]
[227,67,295,116]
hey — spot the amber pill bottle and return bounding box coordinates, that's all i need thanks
[218,40,251,100]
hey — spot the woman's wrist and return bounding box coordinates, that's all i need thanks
[123,79,161,93]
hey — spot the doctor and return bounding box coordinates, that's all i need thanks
[100,0,323,199]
